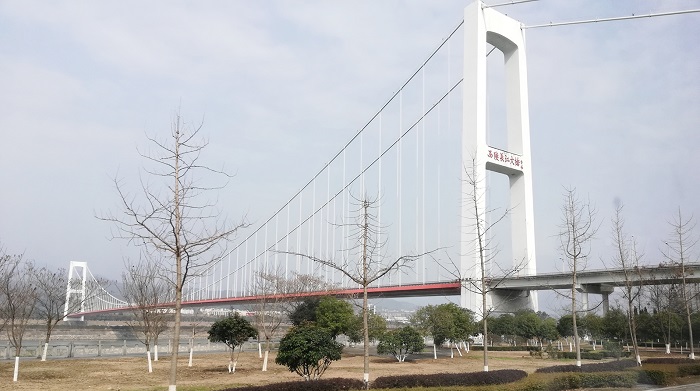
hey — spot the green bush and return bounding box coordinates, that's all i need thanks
[601,350,631,359]
[372,369,527,389]
[535,359,637,374]
[678,363,700,377]
[470,345,537,352]
[643,357,697,364]
[559,351,604,360]
[218,378,365,391]
[518,372,637,391]
[637,369,673,386]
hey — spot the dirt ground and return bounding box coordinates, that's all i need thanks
[0,348,686,391]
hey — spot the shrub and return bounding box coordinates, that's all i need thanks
[637,369,673,386]
[601,350,631,359]
[218,378,365,391]
[602,341,622,360]
[470,345,537,352]
[376,326,424,362]
[558,351,604,360]
[372,369,527,389]
[536,359,637,373]
[275,324,344,380]
[643,357,697,364]
[518,372,637,391]
[678,363,700,377]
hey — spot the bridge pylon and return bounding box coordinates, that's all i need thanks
[63,261,88,321]
[461,0,538,316]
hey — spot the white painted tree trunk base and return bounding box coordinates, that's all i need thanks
[666,344,671,354]
[147,350,153,373]
[13,356,19,381]
[433,344,437,359]
[188,347,193,367]
[262,350,269,371]
[154,345,159,361]
[483,365,488,372]
[42,343,48,361]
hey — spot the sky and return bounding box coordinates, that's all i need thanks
[1,0,698,314]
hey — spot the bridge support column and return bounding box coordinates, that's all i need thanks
[577,284,615,315]
[64,261,87,321]
[602,293,610,315]
[461,0,538,316]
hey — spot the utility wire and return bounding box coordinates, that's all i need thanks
[523,9,700,29]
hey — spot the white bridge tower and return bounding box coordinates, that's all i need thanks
[63,261,88,321]
[461,1,538,315]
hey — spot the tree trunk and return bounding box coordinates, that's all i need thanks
[147,349,153,373]
[482,299,489,371]
[572,259,581,367]
[168,270,183,391]
[42,323,52,361]
[188,338,194,367]
[13,356,19,382]
[262,337,271,371]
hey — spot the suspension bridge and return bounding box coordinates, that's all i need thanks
[62,1,698,320]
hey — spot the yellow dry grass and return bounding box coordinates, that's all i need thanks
[0,349,558,391]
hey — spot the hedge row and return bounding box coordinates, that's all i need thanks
[643,357,697,364]
[372,369,527,389]
[535,359,637,373]
[637,358,700,386]
[470,345,539,352]
[218,378,365,391]
[516,372,638,391]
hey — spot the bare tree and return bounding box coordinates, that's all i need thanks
[31,265,72,361]
[100,110,248,390]
[250,269,288,372]
[558,187,598,367]
[284,195,427,386]
[0,243,14,334]
[608,202,644,365]
[646,282,683,354]
[121,256,173,372]
[457,160,526,372]
[663,208,698,359]
[0,255,38,382]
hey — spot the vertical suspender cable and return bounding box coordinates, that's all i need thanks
[285,205,290,279]
[398,90,403,286]
[235,247,240,296]
[310,179,316,275]
[377,113,383,286]
[342,150,347,288]
[254,231,259,287]
[227,252,231,297]
[421,67,426,284]
[274,215,279,272]
[326,164,331,281]
[244,241,249,296]
[297,193,303,273]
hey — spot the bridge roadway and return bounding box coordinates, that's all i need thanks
[70,263,700,318]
